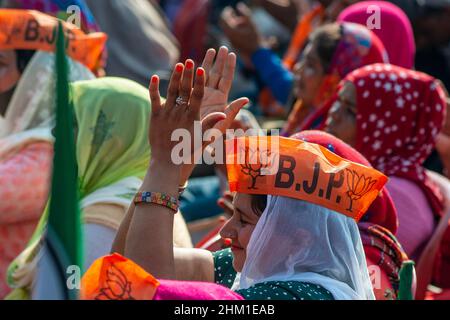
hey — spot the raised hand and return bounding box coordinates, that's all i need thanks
[148,58,249,185]
[148,60,205,163]
[250,0,300,32]
[200,47,235,118]
[220,3,263,59]
[200,46,249,135]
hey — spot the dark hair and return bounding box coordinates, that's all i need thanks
[15,50,36,73]
[251,194,267,217]
[417,0,450,18]
[309,23,342,73]
[317,0,333,7]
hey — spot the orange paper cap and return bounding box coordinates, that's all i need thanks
[81,253,159,300]
[0,9,107,71]
[226,136,388,221]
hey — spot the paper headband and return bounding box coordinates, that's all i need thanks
[0,9,107,71]
[226,136,388,221]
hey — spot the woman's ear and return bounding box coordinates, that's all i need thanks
[436,79,449,97]
[435,80,450,136]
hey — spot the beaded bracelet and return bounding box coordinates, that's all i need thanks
[134,192,179,213]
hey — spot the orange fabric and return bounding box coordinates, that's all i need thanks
[283,5,325,69]
[226,136,388,221]
[81,253,159,300]
[0,9,107,72]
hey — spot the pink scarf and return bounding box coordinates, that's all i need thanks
[338,1,415,69]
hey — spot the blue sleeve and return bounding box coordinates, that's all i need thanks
[251,47,294,106]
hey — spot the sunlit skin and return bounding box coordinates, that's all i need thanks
[219,193,260,272]
[0,50,20,94]
[0,50,21,116]
[324,81,357,146]
[293,42,326,110]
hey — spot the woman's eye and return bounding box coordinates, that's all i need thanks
[346,106,357,117]
[329,101,343,117]
[304,65,315,76]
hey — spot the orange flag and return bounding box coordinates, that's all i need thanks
[226,136,388,222]
[81,254,159,300]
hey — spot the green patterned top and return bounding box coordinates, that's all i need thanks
[213,248,335,300]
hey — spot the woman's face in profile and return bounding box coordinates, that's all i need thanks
[325,80,357,146]
[293,42,326,108]
[219,193,260,272]
[0,50,21,94]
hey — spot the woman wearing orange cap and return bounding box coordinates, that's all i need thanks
[0,9,106,298]
[93,60,387,300]
[0,14,102,299]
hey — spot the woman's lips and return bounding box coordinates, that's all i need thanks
[295,80,303,92]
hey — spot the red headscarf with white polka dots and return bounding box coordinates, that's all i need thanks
[291,130,398,234]
[345,63,447,216]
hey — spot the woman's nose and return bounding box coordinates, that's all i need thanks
[328,101,341,120]
[219,218,237,239]
[295,62,305,77]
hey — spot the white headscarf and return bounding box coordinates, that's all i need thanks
[233,195,375,300]
[0,51,94,139]
[0,51,95,160]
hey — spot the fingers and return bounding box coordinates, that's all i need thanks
[166,63,184,108]
[219,10,234,38]
[179,59,195,104]
[218,52,236,94]
[220,6,238,29]
[201,112,227,133]
[208,46,228,88]
[215,98,249,133]
[202,48,216,82]
[236,2,252,20]
[224,98,249,122]
[203,46,236,94]
[149,75,162,115]
[189,68,206,115]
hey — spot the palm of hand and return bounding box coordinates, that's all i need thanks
[201,86,228,119]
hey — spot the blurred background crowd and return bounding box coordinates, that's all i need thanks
[1,0,450,301]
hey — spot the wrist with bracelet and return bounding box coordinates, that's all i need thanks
[134,191,180,213]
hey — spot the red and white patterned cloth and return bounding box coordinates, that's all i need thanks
[343,63,447,217]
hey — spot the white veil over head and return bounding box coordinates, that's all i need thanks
[0,51,95,158]
[0,51,95,139]
[234,195,375,300]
